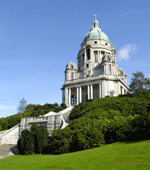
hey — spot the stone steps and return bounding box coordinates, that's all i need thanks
[0,144,17,159]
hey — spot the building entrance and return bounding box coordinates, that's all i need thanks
[71,95,76,105]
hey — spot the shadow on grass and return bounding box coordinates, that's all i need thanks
[122,140,149,144]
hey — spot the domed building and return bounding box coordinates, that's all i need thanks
[61,18,130,106]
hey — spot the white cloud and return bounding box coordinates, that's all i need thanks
[117,44,137,60]
[0,104,13,110]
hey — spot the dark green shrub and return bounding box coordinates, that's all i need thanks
[69,102,88,120]
[30,124,48,154]
[127,114,150,141]
[17,129,34,155]
[17,124,48,155]
[71,128,104,151]
[48,127,73,154]
[60,103,67,109]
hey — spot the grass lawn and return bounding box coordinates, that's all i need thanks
[0,140,150,170]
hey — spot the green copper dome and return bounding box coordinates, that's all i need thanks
[83,28,109,43]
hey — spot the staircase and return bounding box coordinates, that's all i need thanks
[0,144,17,159]
[0,106,74,158]
[0,124,19,146]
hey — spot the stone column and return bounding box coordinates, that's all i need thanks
[119,83,121,95]
[90,48,92,61]
[99,83,101,98]
[79,86,82,102]
[84,49,86,61]
[88,85,90,100]
[76,87,79,104]
[68,88,71,106]
[98,50,100,63]
[102,80,105,98]
[100,50,102,63]
[104,64,106,74]
[91,84,93,99]
[65,87,68,106]
[122,87,124,95]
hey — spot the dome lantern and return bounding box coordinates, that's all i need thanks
[92,19,100,30]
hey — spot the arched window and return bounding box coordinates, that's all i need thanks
[94,51,98,62]
[86,49,90,60]
[109,64,111,75]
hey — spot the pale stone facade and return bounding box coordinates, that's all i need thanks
[61,19,130,106]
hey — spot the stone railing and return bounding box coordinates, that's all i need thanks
[0,124,20,146]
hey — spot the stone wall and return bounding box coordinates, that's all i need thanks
[20,114,62,136]
[0,124,19,146]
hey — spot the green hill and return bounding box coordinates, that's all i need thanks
[0,140,150,170]
[46,90,150,154]
[17,90,150,155]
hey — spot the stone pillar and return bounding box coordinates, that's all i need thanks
[100,50,102,63]
[68,88,71,106]
[102,80,105,98]
[79,86,82,102]
[98,50,100,63]
[99,83,101,98]
[88,85,90,100]
[119,83,121,95]
[65,87,68,106]
[90,48,92,61]
[122,87,124,95]
[47,116,54,136]
[19,118,26,136]
[104,64,106,74]
[76,87,78,104]
[91,84,93,99]
[84,49,86,61]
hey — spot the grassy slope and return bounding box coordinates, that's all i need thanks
[0,140,150,170]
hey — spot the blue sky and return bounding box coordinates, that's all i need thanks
[0,0,150,118]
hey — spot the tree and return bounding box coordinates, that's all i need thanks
[17,124,48,155]
[17,98,27,114]
[30,124,48,154]
[17,129,34,155]
[130,71,150,93]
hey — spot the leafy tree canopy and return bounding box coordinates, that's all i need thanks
[130,71,150,93]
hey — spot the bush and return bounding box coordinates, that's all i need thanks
[17,124,48,155]
[48,127,73,154]
[71,128,104,151]
[69,102,89,120]
[127,114,150,141]
[17,129,34,155]
[30,124,48,154]
[60,103,67,109]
